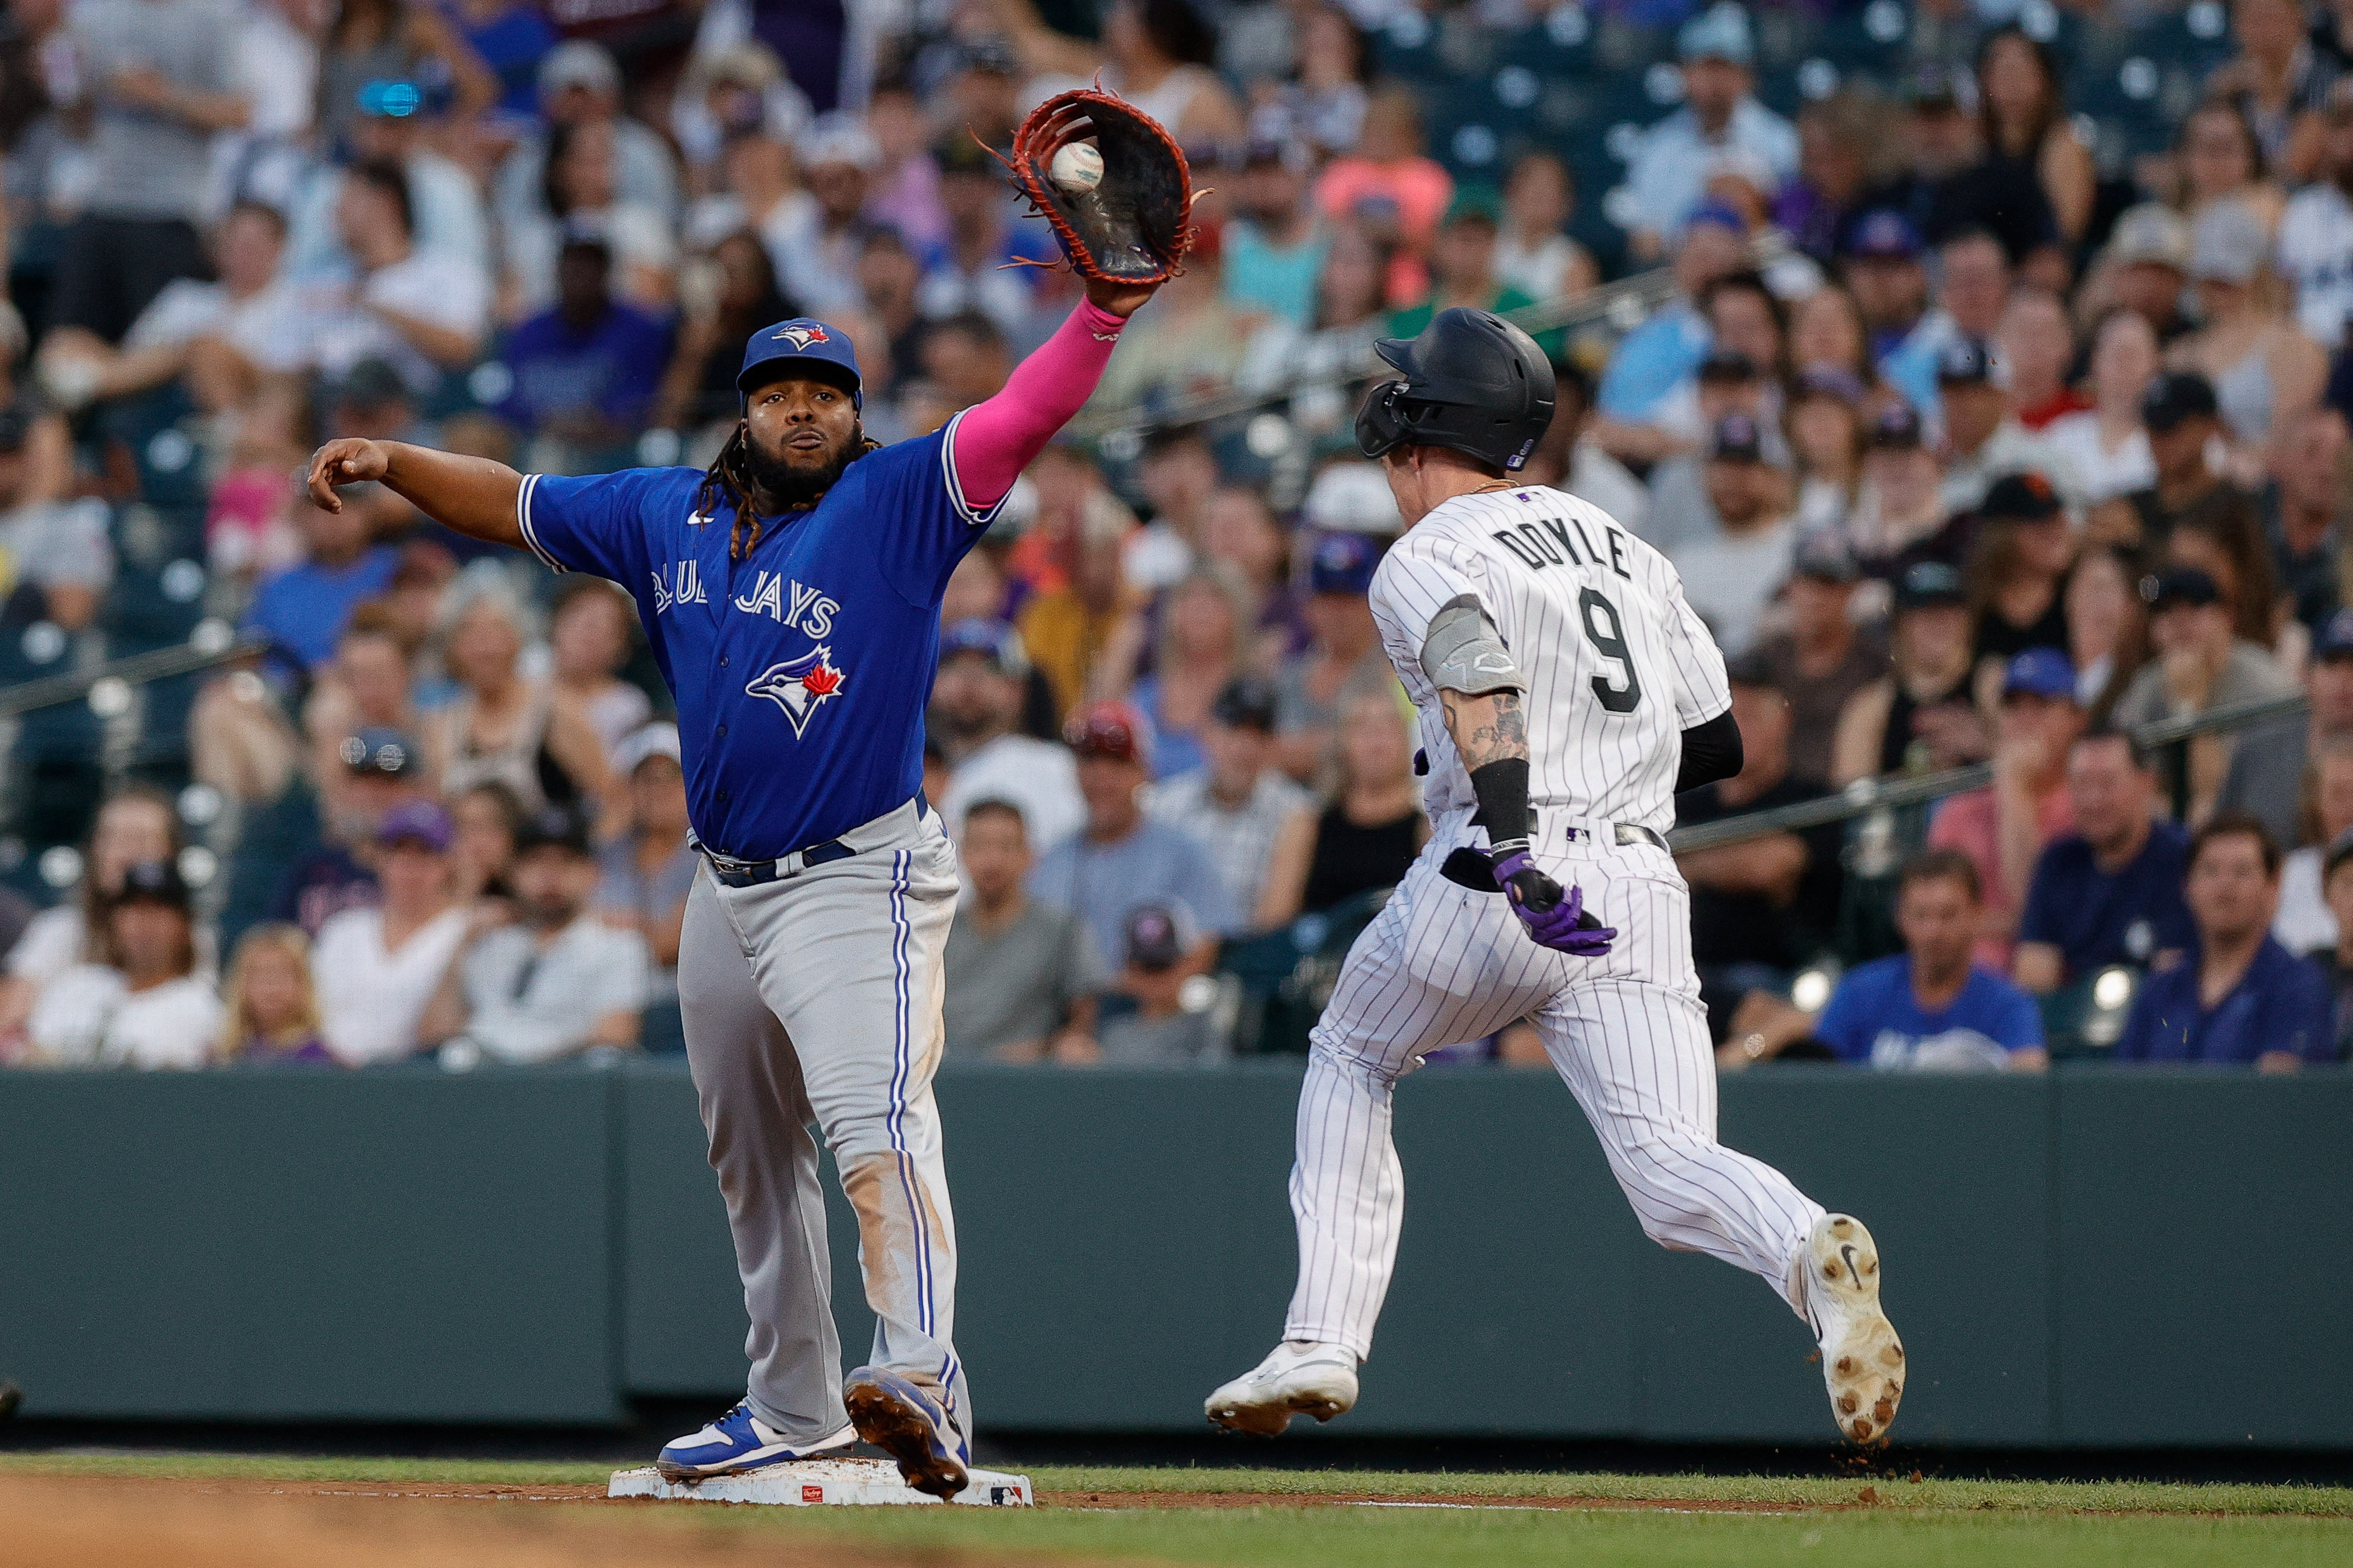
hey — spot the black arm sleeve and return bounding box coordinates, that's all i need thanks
[1469,757,1532,850]
[1675,708,1744,794]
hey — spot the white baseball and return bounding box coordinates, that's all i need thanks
[1050,141,1103,193]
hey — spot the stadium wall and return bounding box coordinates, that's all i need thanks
[3,1062,2349,1447]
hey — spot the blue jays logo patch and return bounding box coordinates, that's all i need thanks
[771,324,832,351]
[746,647,848,737]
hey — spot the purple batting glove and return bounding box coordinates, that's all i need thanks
[1492,850,1618,957]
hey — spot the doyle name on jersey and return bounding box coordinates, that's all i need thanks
[515,412,1001,863]
[1371,484,1727,837]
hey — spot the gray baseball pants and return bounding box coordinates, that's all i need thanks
[677,798,970,1450]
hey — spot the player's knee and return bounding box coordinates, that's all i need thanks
[1307,1031,1404,1086]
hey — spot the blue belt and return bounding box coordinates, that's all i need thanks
[701,798,927,889]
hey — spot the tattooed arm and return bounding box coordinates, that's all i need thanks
[1441,688,1529,771]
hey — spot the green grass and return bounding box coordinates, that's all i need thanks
[6,1452,2352,1566]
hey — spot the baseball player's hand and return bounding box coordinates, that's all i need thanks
[306,437,390,512]
[1491,849,1616,957]
[1084,274,1161,319]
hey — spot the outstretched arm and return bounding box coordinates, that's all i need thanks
[949,276,1156,511]
[305,439,526,551]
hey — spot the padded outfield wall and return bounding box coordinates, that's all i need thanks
[3,1061,2349,1446]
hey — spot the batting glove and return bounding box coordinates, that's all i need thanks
[1489,846,1617,957]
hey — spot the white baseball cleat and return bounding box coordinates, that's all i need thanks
[1801,1213,1905,1445]
[1204,1340,1359,1436]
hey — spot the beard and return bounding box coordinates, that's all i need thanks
[741,422,863,511]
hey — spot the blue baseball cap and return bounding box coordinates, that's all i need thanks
[1846,209,1922,262]
[1307,529,1380,596]
[2002,647,2078,703]
[2316,609,2353,661]
[737,318,862,410]
[937,617,1027,674]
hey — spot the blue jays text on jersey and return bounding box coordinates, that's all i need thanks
[515,411,1003,861]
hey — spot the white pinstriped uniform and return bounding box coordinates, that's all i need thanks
[1284,485,1825,1360]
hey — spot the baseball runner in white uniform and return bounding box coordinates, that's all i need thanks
[1205,309,1906,1446]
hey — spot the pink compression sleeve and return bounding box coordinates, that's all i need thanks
[949,298,1128,510]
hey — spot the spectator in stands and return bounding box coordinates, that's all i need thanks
[303,607,419,821]
[1999,287,2090,433]
[1753,533,1885,793]
[1531,363,1649,542]
[1147,675,1312,926]
[1,788,181,1035]
[549,579,652,766]
[1776,90,1885,266]
[1029,702,1235,968]
[1967,474,2075,670]
[918,136,1047,342]
[272,725,422,936]
[0,431,111,633]
[2267,408,2349,633]
[312,799,468,1066]
[1842,212,1944,412]
[1095,902,1224,1066]
[1912,229,2014,417]
[1927,649,2085,968]
[1630,270,1786,458]
[1738,850,2045,1071]
[1256,688,1425,929]
[2015,729,2195,994]
[1845,403,1963,580]
[501,117,678,320]
[27,861,221,1070]
[216,923,330,1066]
[2101,205,2196,349]
[1018,476,1133,720]
[1938,338,2050,515]
[1679,657,1842,1017]
[1223,139,1324,329]
[942,798,1100,1061]
[2221,610,2353,846]
[2115,813,2331,1066]
[1674,412,1794,657]
[1204,483,1312,668]
[1312,83,1451,302]
[2178,97,2287,243]
[1129,568,1254,782]
[1275,530,1391,782]
[2278,83,2353,352]
[1784,369,1866,535]
[496,41,677,237]
[1835,560,1989,783]
[1091,229,1258,411]
[1595,206,1745,438]
[313,0,494,151]
[51,0,249,345]
[2066,544,2151,720]
[2044,310,2161,509]
[1635,349,1776,556]
[1621,3,1795,261]
[310,158,491,398]
[451,779,523,902]
[1788,282,1881,400]
[594,724,693,1004]
[1089,0,1246,153]
[1977,24,2095,246]
[2164,508,2283,653]
[768,118,877,319]
[932,618,1082,852]
[652,229,797,433]
[1386,192,1540,348]
[917,312,1012,416]
[1495,149,1597,304]
[242,489,399,675]
[494,236,674,468]
[2117,371,2265,565]
[2114,567,2298,820]
[422,802,648,1061]
[1865,62,2059,271]
[2271,738,2353,954]
[425,577,611,815]
[2210,0,2332,182]
[2170,201,2325,461]
[36,200,303,414]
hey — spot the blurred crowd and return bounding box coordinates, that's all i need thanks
[3,0,2353,1072]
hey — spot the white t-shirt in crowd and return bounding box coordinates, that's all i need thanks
[313,905,471,1066]
[125,278,309,373]
[2278,180,2353,349]
[2274,845,2337,957]
[939,734,1086,854]
[2040,412,2156,507]
[6,904,90,990]
[30,966,221,1069]
[303,249,490,392]
[1673,515,1797,657]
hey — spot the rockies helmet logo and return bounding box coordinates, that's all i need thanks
[771,324,832,351]
[746,647,848,737]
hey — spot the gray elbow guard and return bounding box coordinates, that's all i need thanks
[1421,596,1524,695]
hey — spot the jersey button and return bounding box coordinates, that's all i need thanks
[719,656,730,667]
[717,724,727,737]
[717,790,730,802]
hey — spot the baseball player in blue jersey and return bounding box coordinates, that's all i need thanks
[306,269,1159,1496]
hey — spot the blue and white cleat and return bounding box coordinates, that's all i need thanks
[655,1400,856,1482]
[842,1365,969,1498]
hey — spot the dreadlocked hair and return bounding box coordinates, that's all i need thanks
[693,423,884,560]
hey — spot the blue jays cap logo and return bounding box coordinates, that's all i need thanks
[746,647,848,737]
[771,323,832,351]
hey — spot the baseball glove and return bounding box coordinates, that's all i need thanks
[1002,87,1195,285]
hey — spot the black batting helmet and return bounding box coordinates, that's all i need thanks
[1354,307,1556,473]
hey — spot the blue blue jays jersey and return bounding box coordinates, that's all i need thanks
[517,413,1001,861]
